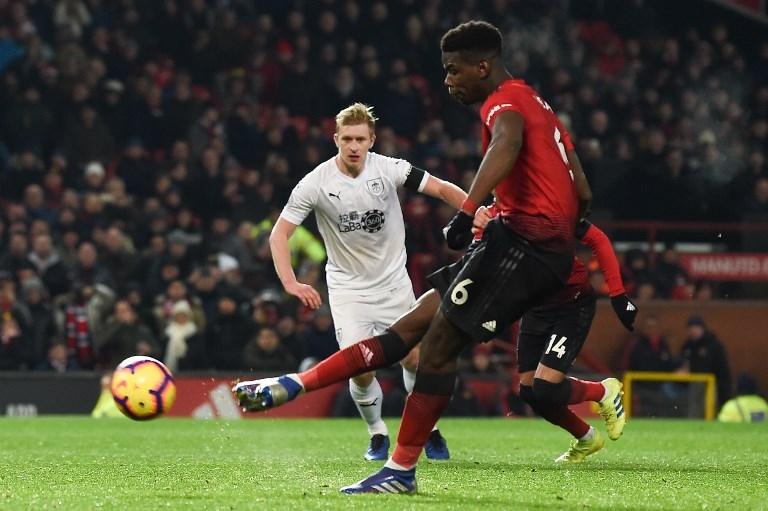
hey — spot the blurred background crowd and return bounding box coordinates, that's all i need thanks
[0,0,766,378]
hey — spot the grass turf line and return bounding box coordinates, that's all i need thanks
[0,417,765,510]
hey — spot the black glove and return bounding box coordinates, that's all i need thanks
[611,294,638,331]
[443,211,474,250]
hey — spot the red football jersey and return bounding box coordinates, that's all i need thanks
[480,79,579,251]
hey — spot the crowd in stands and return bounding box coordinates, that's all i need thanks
[0,0,766,373]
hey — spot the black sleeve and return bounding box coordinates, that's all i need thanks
[574,219,592,240]
[403,165,427,192]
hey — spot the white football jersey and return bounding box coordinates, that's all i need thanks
[281,152,429,294]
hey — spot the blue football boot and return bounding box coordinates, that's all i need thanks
[424,429,450,460]
[340,467,417,494]
[231,375,303,411]
[364,434,390,461]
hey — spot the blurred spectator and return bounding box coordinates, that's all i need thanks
[718,373,768,423]
[54,282,114,369]
[97,299,158,368]
[679,315,732,406]
[205,292,251,370]
[0,276,32,370]
[620,315,677,372]
[621,249,654,298]
[36,342,80,372]
[303,305,337,361]
[71,241,115,289]
[464,343,503,375]
[153,280,206,333]
[444,377,485,417]
[275,315,307,363]
[162,300,206,372]
[99,227,137,292]
[654,247,690,299]
[250,207,326,269]
[0,232,30,279]
[243,327,296,372]
[20,277,56,368]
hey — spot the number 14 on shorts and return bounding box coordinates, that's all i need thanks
[545,334,567,358]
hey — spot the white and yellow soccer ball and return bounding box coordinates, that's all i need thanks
[110,356,177,420]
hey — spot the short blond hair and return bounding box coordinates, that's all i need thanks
[335,103,378,133]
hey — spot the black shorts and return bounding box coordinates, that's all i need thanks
[427,219,573,343]
[517,291,597,374]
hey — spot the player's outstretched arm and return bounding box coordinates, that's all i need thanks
[270,217,322,310]
[420,175,467,210]
[578,221,637,331]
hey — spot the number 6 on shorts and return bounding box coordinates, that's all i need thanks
[450,278,473,305]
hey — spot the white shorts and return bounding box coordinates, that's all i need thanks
[329,285,416,348]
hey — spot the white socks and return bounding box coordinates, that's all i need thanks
[349,378,388,436]
[579,426,596,441]
[402,367,416,394]
[384,458,414,471]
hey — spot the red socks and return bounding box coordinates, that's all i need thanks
[299,337,386,391]
[568,378,606,404]
[535,403,590,438]
[391,391,451,467]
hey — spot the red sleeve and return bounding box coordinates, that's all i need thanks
[481,91,523,131]
[581,224,625,296]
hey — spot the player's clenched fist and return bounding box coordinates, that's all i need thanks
[471,205,493,236]
[285,281,322,310]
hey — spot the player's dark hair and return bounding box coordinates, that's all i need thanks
[440,21,502,56]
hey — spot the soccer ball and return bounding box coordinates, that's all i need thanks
[110,356,177,420]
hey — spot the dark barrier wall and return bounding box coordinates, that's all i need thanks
[0,373,102,415]
[588,300,768,394]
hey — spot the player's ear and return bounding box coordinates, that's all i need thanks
[369,133,376,148]
[477,60,490,79]
[333,132,340,148]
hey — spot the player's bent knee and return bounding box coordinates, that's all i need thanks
[378,329,412,363]
[532,377,571,406]
[519,371,535,387]
[519,384,535,405]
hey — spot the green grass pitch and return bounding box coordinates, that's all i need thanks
[1,417,765,510]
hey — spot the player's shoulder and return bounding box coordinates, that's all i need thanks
[300,156,335,182]
[291,157,335,198]
[368,151,407,165]
[367,151,409,172]
[480,79,535,125]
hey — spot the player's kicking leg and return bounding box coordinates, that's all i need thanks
[233,290,451,458]
[232,291,438,410]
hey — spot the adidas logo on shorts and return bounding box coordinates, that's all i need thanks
[482,320,497,332]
